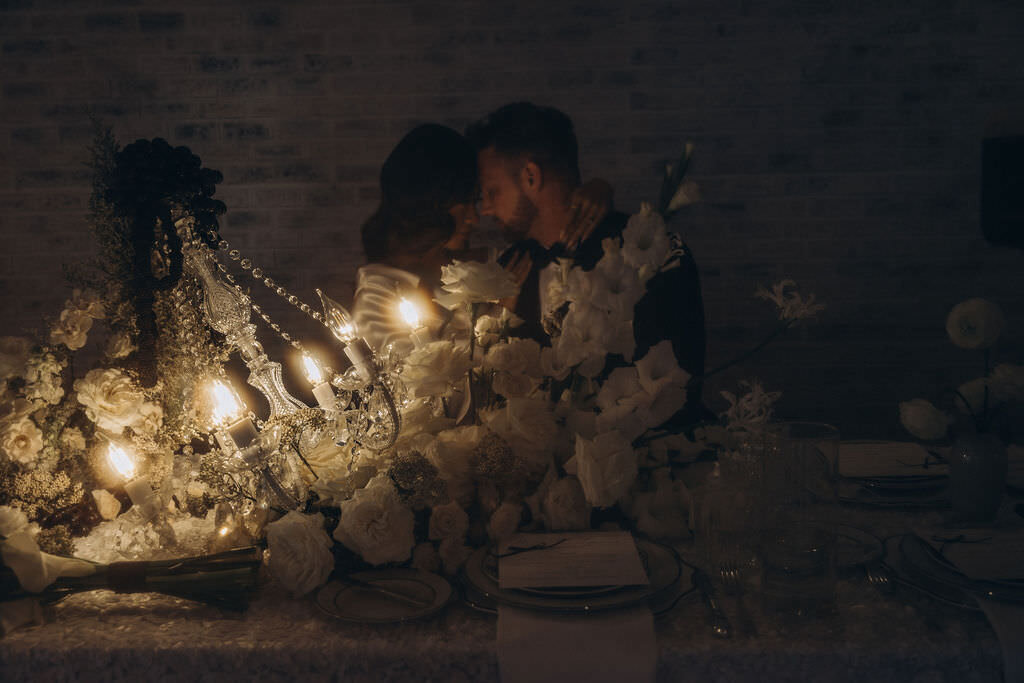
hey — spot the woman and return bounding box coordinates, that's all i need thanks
[353,123,610,354]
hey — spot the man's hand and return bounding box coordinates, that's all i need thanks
[560,178,613,253]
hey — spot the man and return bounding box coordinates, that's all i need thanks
[466,102,709,423]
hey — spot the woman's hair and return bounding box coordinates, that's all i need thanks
[361,124,478,262]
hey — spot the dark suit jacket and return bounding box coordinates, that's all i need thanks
[499,210,710,425]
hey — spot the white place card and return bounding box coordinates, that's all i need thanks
[498,531,650,589]
[838,441,948,478]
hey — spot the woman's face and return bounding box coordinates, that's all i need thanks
[445,201,479,252]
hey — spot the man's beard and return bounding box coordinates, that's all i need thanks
[501,193,538,242]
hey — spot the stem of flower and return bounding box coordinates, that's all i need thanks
[701,321,793,381]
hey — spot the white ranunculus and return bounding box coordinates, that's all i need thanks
[542,476,590,531]
[0,337,31,381]
[1,417,43,467]
[487,501,523,541]
[67,289,105,319]
[75,368,161,435]
[265,511,334,597]
[428,500,469,541]
[574,431,638,508]
[899,398,952,440]
[105,332,136,359]
[334,476,415,565]
[991,364,1024,403]
[49,308,93,351]
[438,259,519,306]
[0,505,31,538]
[399,341,473,398]
[621,203,672,279]
[426,426,488,507]
[945,298,1005,350]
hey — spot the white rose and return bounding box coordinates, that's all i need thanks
[438,259,519,307]
[438,537,472,575]
[574,431,638,508]
[334,477,415,565]
[946,298,1005,350]
[399,341,473,398]
[68,289,105,319]
[483,338,542,376]
[266,511,335,596]
[0,505,31,538]
[428,500,469,541]
[75,368,160,435]
[542,476,590,531]
[427,426,487,506]
[60,427,86,452]
[105,332,136,359]
[487,501,523,541]
[899,398,951,440]
[0,337,31,381]
[49,308,93,350]
[480,397,562,468]
[1,417,44,467]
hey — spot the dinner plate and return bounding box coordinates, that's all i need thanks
[881,536,978,610]
[315,568,452,623]
[838,479,949,508]
[462,538,689,614]
[897,534,1024,604]
[480,548,627,598]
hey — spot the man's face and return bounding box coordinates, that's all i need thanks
[477,147,537,241]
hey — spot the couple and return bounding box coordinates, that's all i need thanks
[353,102,708,419]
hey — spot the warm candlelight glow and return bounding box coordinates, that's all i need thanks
[399,298,421,329]
[317,288,358,343]
[302,354,325,385]
[209,379,245,427]
[107,442,136,480]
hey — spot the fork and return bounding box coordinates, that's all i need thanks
[865,564,892,591]
[719,560,758,637]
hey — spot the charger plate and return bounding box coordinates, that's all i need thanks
[316,568,451,623]
[461,538,690,614]
[897,534,1024,603]
[881,536,978,610]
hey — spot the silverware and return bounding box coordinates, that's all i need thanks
[865,564,892,592]
[338,575,431,608]
[693,568,732,638]
[719,561,757,637]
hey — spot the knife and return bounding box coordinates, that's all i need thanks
[693,568,732,638]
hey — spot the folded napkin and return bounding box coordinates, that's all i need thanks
[838,441,948,479]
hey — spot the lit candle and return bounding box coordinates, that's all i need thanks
[208,379,259,452]
[303,353,337,412]
[399,297,428,348]
[317,288,376,382]
[106,442,160,521]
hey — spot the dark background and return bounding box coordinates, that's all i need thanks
[1,0,1022,438]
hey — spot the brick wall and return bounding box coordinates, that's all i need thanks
[1,0,1022,438]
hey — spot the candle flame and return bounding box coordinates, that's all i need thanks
[398,298,421,329]
[107,442,136,480]
[209,379,244,427]
[302,354,324,385]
